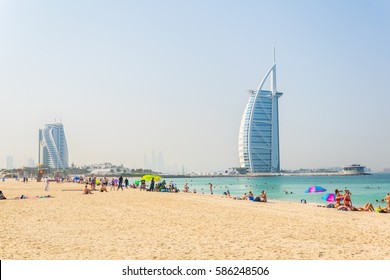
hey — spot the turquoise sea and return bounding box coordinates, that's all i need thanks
[162,173,390,207]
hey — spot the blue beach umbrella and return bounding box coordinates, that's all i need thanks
[305,185,327,193]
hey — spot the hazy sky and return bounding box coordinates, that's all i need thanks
[1,0,390,172]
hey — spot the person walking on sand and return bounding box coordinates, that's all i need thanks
[209,183,213,195]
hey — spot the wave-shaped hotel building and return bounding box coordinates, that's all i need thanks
[38,123,69,169]
[238,55,283,173]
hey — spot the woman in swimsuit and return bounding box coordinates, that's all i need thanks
[335,189,344,208]
[343,190,352,209]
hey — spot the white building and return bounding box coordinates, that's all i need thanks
[238,52,283,173]
[39,123,69,169]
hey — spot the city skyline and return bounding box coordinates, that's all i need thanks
[1,1,390,172]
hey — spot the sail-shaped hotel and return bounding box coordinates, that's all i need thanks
[238,55,283,173]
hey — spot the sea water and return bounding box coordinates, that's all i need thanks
[164,173,390,207]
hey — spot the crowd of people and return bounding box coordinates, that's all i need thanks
[82,176,181,194]
[79,176,270,203]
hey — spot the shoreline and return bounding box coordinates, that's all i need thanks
[158,172,374,178]
[1,181,389,260]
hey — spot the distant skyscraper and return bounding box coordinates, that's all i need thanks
[6,156,14,170]
[39,123,69,169]
[238,53,283,173]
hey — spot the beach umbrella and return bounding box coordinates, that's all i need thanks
[73,176,80,181]
[321,193,335,202]
[321,193,344,202]
[305,185,327,193]
[141,174,161,181]
[135,180,140,186]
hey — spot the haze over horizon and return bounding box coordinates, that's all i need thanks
[1,0,390,172]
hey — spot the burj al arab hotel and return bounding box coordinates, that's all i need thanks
[238,53,283,173]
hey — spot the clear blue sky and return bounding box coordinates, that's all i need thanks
[1,0,389,172]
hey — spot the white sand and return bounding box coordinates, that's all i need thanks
[0,180,389,260]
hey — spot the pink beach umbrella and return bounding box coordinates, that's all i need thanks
[321,193,335,202]
[305,185,327,193]
[322,193,344,202]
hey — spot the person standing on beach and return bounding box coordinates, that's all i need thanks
[92,176,96,190]
[209,183,213,195]
[44,177,49,192]
[124,177,129,188]
[117,176,123,191]
[384,193,390,210]
[150,178,155,192]
[110,178,115,190]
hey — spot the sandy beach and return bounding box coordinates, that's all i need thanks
[0,180,389,260]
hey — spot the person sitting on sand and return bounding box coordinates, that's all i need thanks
[140,180,146,191]
[83,183,92,194]
[260,190,267,202]
[239,193,248,200]
[100,184,108,192]
[248,191,254,200]
[343,190,352,209]
[384,193,390,210]
[253,191,267,202]
[183,183,189,193]
[335,189,344,208]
